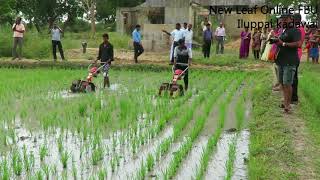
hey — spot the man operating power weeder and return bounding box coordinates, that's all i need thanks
[95,33,114,88]
[174,39,192,91]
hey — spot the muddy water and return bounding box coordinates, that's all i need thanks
[48,90,80,99]
[232,130,250,180]
[1,110,170,179]
[175,136,209,179]
[150,137,188,179]
[47,83,128,99]
[205,132,237,180]
[113,127,173,179]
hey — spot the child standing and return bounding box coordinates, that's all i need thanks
[252,28,261,60]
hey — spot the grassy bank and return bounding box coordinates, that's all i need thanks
[249,63,320,179]
[0,26,130,59]
[248,71,298,179]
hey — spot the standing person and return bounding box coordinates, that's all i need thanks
[96,33,114,88]
[309,31,319,64]
[252,28,262,60]
[182,22,188,32]
[50,24,65,62]
[203,24,213,58]
[305,26,312,62]
[275,14,301,113]
[184,24,193,50]
[201,17,212,31]
[292,13,306,104]
[239,28,251,59]
[215,22,226,54]
[261,28,274,61]
[260,28,268,56]
[132,24,144,63]
[162,23,184,65]
[174,39,192,91]
[12,17,25,60]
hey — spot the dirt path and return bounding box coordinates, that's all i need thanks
[274,92,319,179]
[283,112,319,179]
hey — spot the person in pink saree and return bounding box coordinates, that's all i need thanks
[239,28,251,59]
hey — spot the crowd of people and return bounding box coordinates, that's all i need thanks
[242,13,318,114]
[9,15,319,112]
[240,15,319,64]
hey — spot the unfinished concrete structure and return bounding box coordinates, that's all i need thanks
[116,0,266,51]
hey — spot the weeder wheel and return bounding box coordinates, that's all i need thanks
[170,85,178,97]
[158,83,170,96]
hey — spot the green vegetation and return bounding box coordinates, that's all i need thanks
[0,60,319,179]
[0,27,130,59]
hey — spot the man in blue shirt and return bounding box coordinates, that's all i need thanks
[132,24,144,63]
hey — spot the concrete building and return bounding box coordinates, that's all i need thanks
[116,0,266,51]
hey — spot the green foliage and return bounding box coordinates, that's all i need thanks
[0,0,15,23]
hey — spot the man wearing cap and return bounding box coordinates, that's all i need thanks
[275,14,301,113]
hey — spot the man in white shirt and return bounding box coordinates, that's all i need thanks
[184,24,193,50]
[50,24,65,61]
[12,17,25,60]
[162,23,184,64]
[181,22,188,33]
[215,22,226,54]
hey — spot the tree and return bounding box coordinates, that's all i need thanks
[80,0,97,36]
[0,0,15,24]
[268,0,320,25]
[96,0,145,23]
[15,0,83,33]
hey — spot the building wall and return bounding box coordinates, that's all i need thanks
[223,11,267,37]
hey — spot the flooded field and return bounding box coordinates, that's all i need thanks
[0,68,255,179]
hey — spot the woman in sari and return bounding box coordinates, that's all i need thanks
[261,28,274,61]
[239,28,251,59]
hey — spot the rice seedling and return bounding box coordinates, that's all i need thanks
[60,150,69,169]
[42,164,50,180]
[12,149,23,176]
[72,162,77,180]
[58,135,64,153]
[1,158,10,180]
[98,168,107,180]
[110,157,116,172]
[36,170,43,180]
[92,146,104,166]
[40,145,48,161]
[136,161,146,180]
[78,103,87,117]
[225,139,237,180]
[146,154,154,172]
